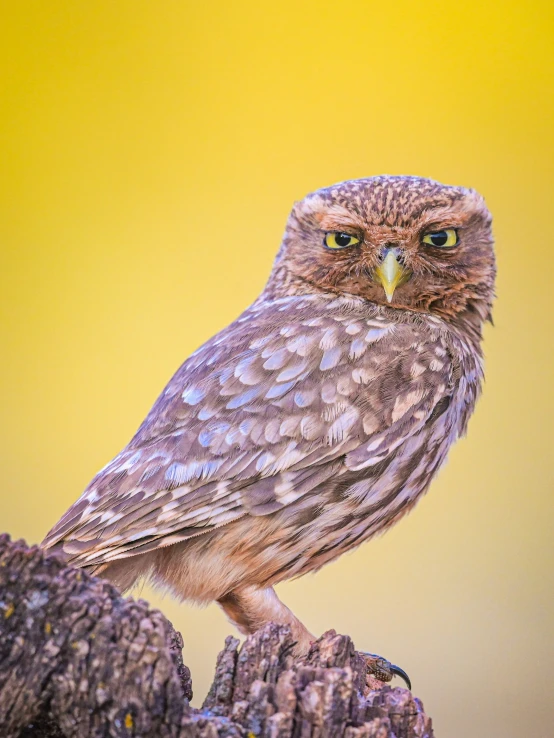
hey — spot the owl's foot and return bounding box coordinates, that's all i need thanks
[362,652,411,691]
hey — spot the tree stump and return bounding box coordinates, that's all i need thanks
[0,535,433,737]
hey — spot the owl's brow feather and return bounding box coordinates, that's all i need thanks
[317,209,366,232]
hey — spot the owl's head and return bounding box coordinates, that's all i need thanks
[269,176,495,330]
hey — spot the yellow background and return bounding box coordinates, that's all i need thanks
[1,2,553,735]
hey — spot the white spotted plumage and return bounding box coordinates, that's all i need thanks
[44,294,478,568]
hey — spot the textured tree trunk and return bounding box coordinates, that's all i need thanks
[0,535,433,737]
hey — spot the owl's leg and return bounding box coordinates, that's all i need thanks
[217,585,314,654]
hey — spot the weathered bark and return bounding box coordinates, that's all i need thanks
[0,535,433,737]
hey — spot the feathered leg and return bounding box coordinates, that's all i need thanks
[218,585,314,653]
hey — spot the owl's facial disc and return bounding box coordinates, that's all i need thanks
[269,176,495,322]
[373,247,412,303]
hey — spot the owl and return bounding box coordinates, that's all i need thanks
[43,176,495,674]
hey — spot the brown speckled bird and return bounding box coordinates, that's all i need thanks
[43,175,495,670]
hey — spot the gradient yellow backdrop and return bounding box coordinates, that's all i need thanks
[1,2,553,736]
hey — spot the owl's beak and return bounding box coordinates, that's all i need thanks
[374,248,410,303]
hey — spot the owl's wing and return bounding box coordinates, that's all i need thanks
[43,296,454,567]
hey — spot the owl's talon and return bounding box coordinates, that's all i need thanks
[281,640,298,657]
[362,652,411,690]
[389,663,411,691]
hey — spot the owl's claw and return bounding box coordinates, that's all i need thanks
[389,662,411,691]
[362,652,412,691]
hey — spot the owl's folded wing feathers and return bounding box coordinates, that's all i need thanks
[43,298,453,567]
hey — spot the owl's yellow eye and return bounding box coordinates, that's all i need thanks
[324,232,360,250]
[422,229,458,248]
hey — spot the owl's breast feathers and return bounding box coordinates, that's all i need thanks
[43,294,482,568]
